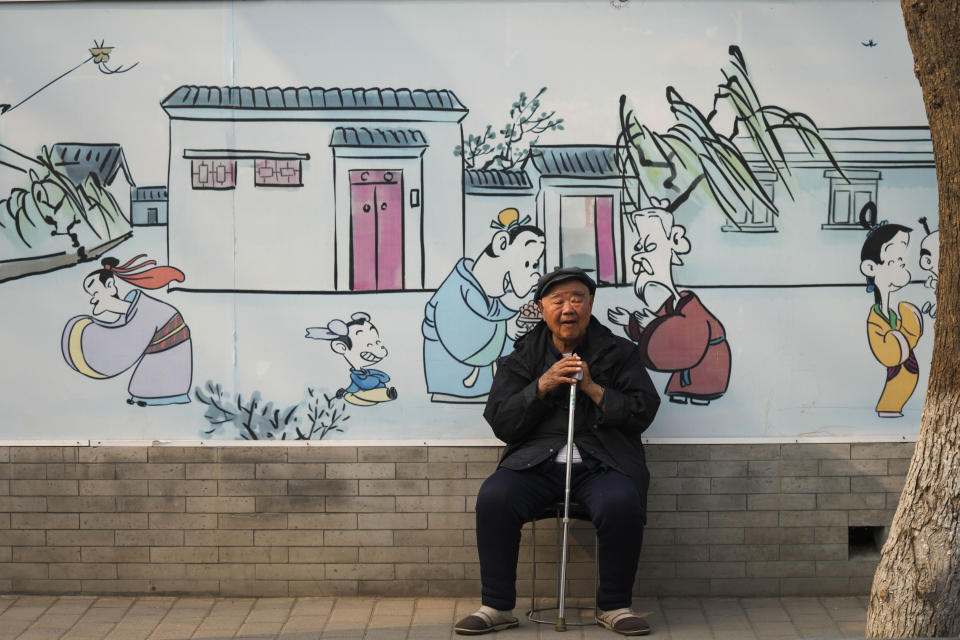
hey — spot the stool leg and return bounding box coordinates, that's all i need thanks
[530,519,536,618]
[593,530,599,620]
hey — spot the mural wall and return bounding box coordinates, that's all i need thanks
[0,0,939,441]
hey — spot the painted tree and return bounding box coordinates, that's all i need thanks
[865,1,960,636]
[0,145,130,260]
[617,46,843,222]
[455,87,564,171]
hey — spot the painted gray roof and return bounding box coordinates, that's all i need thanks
[330,127,428,148]
[531,145,619,178]
[735,126,934,168]
[464,169,534,194]
[132,186,168,202]
[162,86,467,112]
[51,143,134,187]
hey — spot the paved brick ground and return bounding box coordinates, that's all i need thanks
[0,595,868,638]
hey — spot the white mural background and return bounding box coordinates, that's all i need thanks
[0,0,937,441]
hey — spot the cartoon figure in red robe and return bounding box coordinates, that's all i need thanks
[608,199,730,405]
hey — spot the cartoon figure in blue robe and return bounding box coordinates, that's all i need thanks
[61,255,192,406]
[306,312,396,406]
[422,208,545,403]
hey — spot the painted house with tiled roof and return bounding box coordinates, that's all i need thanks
[529,145,631,287]
[161,85,468,292]
[52,143,134,188]
[131,186,168,226]
[51,143,136,216]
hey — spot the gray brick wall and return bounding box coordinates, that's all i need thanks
[0,442,913,597]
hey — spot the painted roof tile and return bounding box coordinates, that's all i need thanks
[51,143,134,187]
[330,127,429,148]
[531,146,620,178]
[162,85,466,111]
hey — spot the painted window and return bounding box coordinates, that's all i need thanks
[255,159,303,187]
[191,159,236,190]
[823,170,880,229]
[723,178,777,233]
[560,195,616,285]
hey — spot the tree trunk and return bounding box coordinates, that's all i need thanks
[866,1,960,636]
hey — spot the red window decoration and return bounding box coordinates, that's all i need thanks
[255,159,302,187]
[192,159,236,190]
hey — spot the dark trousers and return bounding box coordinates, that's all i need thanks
[475,461,645,611]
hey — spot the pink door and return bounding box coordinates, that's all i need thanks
[595,196,615,284]
[559,195,616,285]
[350,170,403,290]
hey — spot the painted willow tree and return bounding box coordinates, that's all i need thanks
[617,46,842,222]
[865,1,960,636]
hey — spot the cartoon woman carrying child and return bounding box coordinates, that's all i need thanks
[61,255,193,406]
[857,204,923,418]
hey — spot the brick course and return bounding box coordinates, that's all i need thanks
[0,442,913,596]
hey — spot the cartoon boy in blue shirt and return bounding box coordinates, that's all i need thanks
[306,312,397,406]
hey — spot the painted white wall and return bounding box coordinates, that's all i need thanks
[168,119,336,291]
[421,123,466,287]
[169,117,463,291]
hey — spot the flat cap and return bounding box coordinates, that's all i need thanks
[534,266,597,301]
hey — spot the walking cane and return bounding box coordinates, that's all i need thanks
[555,356,580,632]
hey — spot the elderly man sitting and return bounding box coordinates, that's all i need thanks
[454,267,661,636]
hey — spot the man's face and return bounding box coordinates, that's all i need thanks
[631,208,688,301]
[340,322,388,370]
[536,280,593,347]
[83,274,119,316]
[500,230,545,297]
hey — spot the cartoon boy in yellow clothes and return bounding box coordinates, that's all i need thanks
[858,204,923,418]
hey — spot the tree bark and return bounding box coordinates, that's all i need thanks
[866,1,960,636]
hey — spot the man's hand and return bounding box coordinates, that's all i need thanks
[537,355,583,398]
[577,357,604,407]
[537,355,603,407]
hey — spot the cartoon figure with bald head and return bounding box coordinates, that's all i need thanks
[918,216,939,319]
[608,198,731,405]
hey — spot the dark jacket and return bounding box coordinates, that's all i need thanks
[483,317,661,498]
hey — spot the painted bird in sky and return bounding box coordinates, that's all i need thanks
[862,39,878,47]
